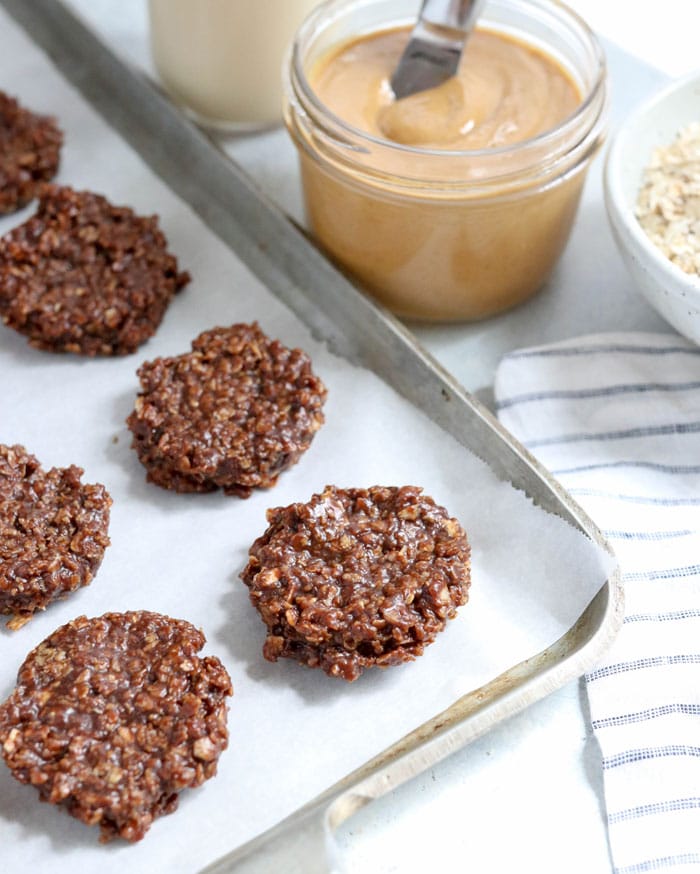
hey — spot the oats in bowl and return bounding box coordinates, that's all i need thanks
[604,70,700,344]
[636,120,700,277]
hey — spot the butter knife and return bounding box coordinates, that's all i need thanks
[390,0,486,100]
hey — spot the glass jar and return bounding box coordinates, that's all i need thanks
[149,0,321,130]
[283,0,608,321]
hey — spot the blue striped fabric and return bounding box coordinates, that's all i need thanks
[553,462,700,476]
[568,492,700,506]
[625,610,700,624]
[593,705,700,730]
[505,342,700,359]
[495,332,700,874]
[526,421,700,449]
[609,799,700,825]
[603,530,694,541]
[616,854,700,874]
[587,655,700,682]
[604,746,700,770]
[495,380,700,411]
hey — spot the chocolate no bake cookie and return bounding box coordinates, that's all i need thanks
[0,444,111,629]
[241,485,471,681]
[0,90,62,214]
[0,185,189,355]
[127,323,328,497]
[0,611,232,842]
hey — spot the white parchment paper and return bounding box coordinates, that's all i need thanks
[0,9,614,873]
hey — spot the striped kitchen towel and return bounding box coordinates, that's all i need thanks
[494,332,700,874]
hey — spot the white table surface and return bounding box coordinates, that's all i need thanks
[34,3,700,872]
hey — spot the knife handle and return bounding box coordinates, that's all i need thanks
[420,0,486,34]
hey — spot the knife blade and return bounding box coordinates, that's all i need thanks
[390,0,486,100]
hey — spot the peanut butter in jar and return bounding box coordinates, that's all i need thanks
[284,0,608,322]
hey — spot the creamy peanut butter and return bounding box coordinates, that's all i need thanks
[313,28,580,151]
[286,19,604,322]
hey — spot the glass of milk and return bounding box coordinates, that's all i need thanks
[148,0,320,130]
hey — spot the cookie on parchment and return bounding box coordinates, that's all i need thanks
[127,322,328,497]
[0,443,111,629]
[0,185,189,355]
[0,90,62,215]
[0,611,233,842]
[241,485,471,681]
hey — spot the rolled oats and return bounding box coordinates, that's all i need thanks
[636,121,700,276]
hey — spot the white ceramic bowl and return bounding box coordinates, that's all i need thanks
[604,70,700,343]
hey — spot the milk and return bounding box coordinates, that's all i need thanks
[148,0,320,128]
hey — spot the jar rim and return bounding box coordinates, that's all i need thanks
[287,0,607,166]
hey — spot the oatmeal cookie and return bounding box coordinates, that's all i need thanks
[0,90,62,214]
[0,185,189,355]
[241,485,471,681]
[127,323,327,497]
[0,444,111,629]
[0,611,233,842]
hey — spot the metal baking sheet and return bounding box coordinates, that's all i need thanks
[0,2,622,871]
